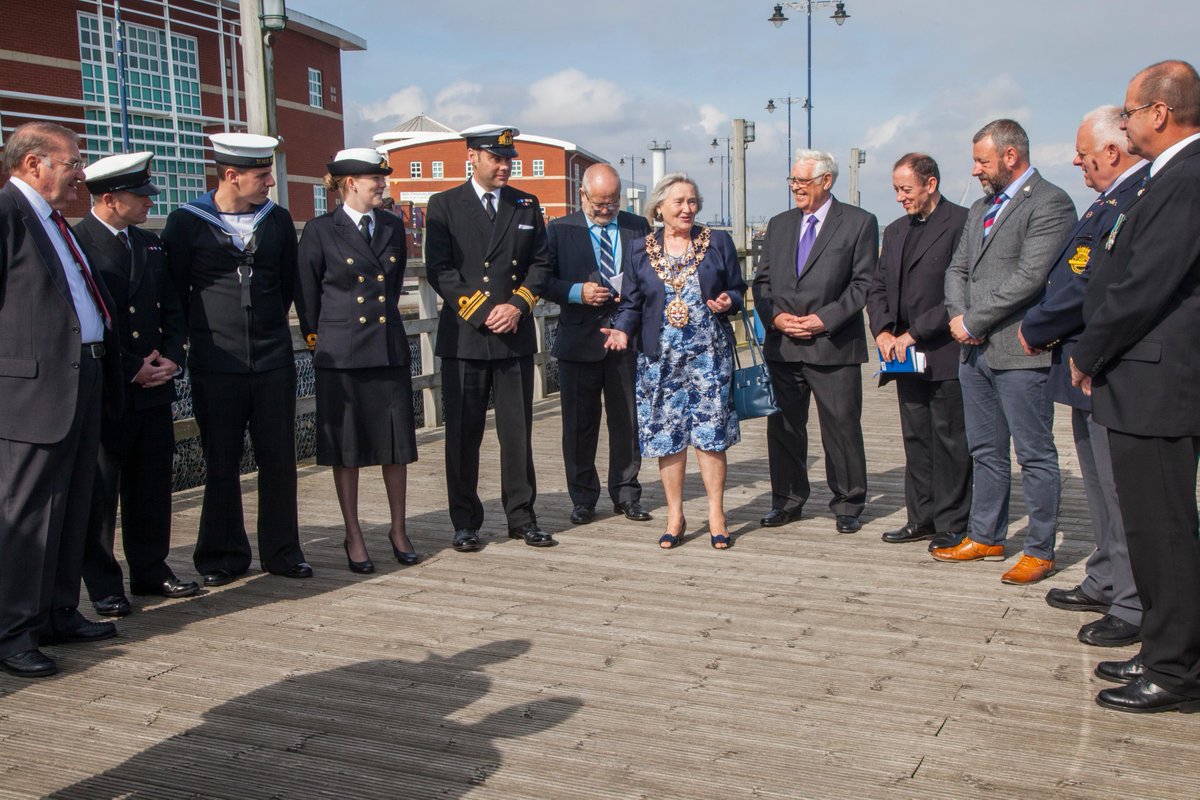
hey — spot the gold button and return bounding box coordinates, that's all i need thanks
[376,274,384,282]
[356,297,364,304]
[484,261,490,268]
[359,316,367,324]
[512,259,518,266]
[157,327,162,333]
[347,258,355,265]
[483,276,490,283]
[389,256,397,263]
[378,316,386,323]
[129,305,136,313]
[131,331,140,339]
[511,274,517,280]
[377,295,385,303]
[357,276,365,283]
[156,302,161,308]
[484,290,491,297]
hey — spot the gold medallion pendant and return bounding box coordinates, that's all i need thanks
[666,296,689,328]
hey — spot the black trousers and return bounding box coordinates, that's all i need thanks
[82,403,176,599]
[766,360,867,516]
[443,356,537,531]
[190,366,303,575]
[0,357,102,658]
[895,377,972,532]
[1108,430,1200,697]
[557,352,641,508]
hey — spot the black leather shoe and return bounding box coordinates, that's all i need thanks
[202,569,237,587]
[391,538,419,566]
[508,524,558,547]
[1095,654,1145,685]
[881,522,934,544]
[928,531,967,551]
[0,649,57,678]
[344,541,375,574]
[93,595,132,618]
[835,515,862,534]
[1079,614,1141,647]
[761,507,801,528]
[276,562,314,579]
[1096,676,1200,713]
[570,505,596,525]
[42,620,117,645]
[131,576,202,598]
[1045,584,1108,613]
[614,501,652,521]
[453,529,482,552]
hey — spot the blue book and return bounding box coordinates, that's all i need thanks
[877,346,927,374]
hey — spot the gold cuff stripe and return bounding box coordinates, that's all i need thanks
[458,291,487,321]
[514,286,537,307]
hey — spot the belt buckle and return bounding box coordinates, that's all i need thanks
[83,342,104,359]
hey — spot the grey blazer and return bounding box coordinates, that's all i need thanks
[943,170,1076,369]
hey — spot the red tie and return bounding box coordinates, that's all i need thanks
[50,210,112,330]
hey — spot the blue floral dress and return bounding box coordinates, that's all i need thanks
[635,260,740,457]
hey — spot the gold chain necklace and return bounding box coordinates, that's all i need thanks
[645,227,711,327]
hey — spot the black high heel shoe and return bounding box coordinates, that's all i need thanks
[344,541,375,574]
[391,536,419,566]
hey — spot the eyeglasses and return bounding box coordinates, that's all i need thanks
[787,174,826,187]
[583,194,620,210]
[1119,101,1172,121]
[40,155,84,171]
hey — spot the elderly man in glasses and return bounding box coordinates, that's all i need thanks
[752,149,879,535]
[545,164,653,526]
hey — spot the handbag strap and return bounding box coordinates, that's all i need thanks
[737,307,766,368]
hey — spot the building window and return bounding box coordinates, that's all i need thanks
[532,159,545,177]
[308,68,323,108]
[432,161,443,179]
[465,160,474,178]
[313,185,327,216]
[78,12,204,216]
[511,160,523,177]
[409,161,422,179]
[330,85,338,104]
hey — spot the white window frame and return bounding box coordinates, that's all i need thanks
[409,161,422,179]
[308,67,323,108]
[432,160,444,179]
[532,159,545,177]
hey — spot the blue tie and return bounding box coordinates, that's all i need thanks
[982,193,1006,239]
[795,214,818,277]
[599,226,616,282]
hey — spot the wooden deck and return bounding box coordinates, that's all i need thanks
[3,360,1199,800]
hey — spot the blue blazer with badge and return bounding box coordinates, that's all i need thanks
[295,207,410,369]
[613,226,745,358]
[1020,163,1149,409]
[545,209,651,362]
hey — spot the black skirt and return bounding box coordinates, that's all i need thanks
[314,366,418,467]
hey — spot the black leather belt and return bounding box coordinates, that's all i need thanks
[81,342,106,359]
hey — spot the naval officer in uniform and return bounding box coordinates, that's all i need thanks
[76,152,199,617]
[424,125,556,552]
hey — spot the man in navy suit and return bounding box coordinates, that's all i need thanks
[1072,60,1200,713]
[545,164,652,526]
[752,149,878,534]
[1019,107,1147,648]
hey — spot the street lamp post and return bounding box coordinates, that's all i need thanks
[617,154,645,213]
[708,153,727,226]
[766,95,804,208]
[767,2,850,149]
[711,136,731,227]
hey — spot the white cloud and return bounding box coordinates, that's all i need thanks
[432,81,493,129]
[694,104,729,136]
[523,69,626,127]
[863,112,919,151]
[357,86,426,124]
[1031,142,1077,169]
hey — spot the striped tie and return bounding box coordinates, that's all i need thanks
[598,226,616,282]
[982,193,1006,239]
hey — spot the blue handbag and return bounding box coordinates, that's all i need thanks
[732,307,779,419]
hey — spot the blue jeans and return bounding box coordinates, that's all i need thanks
[959,349,1059,559]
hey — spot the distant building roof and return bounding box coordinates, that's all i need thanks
[377,114,458,139]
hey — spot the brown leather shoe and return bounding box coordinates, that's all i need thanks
[930,536,1005,562]
[1001,554,1057,584]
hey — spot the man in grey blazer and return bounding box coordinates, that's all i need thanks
[753,149,878,534]
[545,164,652,525]
[937,119,1076,584]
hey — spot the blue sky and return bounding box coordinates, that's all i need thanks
[291,0,1199,226]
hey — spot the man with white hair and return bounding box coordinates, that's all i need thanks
[1019,107,1148,645]
[752,149,878,534]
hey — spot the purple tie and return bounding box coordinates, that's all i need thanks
[795,214,818,277]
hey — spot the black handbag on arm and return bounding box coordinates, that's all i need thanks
[732,307,779,419]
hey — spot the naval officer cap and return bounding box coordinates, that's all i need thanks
[83,151,160,196]
[461,124,520,158]
[327,147,393,176]
[209,132,279,167]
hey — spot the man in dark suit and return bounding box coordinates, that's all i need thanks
[1071,61,1200,713]
[1019,108,1148,648]
[937,119,1076,585]
[162,133,311,587]
[753,149,878,534]
[425,125,557,552]
[867,153,971,550]
[545,164,652,526]
[0,122,123,678]
[76,152,200,619]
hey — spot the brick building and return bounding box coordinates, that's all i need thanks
[0,0,364,221]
